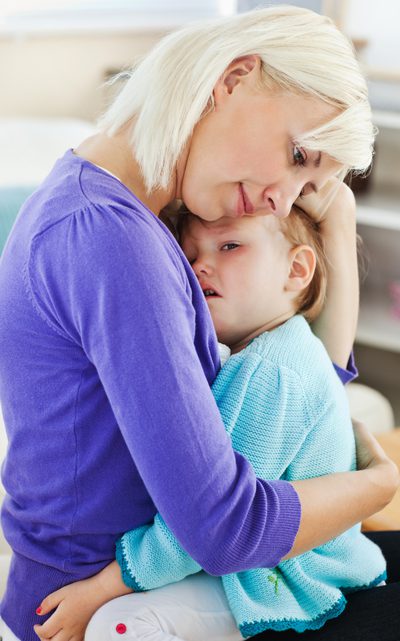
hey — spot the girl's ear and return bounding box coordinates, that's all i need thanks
[214,55,260,102]
[285,245,316,293]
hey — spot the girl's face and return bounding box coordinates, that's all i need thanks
[181,215,295,352]
[179,61,342,222]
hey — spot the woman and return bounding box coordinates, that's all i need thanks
[0,6,398,641]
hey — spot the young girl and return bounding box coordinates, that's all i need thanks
[34,207,386,641]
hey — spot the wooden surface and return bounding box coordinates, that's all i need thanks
[362,429,400,531]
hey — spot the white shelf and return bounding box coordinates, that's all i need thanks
[357,205,400,231]
[373,110,400,130]
[357,289,400,353]
[356,184,400,230]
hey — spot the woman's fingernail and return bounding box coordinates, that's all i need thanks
[36,606,42,615]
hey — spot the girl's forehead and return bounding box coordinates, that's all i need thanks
[184,213,283,241]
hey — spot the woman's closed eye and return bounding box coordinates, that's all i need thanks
[293,144,307,167]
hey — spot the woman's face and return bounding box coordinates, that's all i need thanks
[179,62,342,222]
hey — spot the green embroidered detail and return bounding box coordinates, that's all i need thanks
[268,572,280,595]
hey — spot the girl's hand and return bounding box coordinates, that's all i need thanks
[34,561,132,641]
[33,575,106,641]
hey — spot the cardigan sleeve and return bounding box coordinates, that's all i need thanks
[116,513,201,592]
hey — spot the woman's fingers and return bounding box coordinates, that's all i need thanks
[352,419,388,469]
[352,419,400,506]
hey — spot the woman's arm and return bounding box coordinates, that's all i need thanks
[298,179,359,368]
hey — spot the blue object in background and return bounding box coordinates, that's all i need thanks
[0,186,36,255]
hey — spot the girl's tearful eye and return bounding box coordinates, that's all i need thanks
[221,242,240,251]
[293,145,307,167]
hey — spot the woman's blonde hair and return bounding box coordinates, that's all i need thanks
[99,5,374,192]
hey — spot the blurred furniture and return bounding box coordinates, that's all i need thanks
[355,110,400,422]
[362,429,400,532]
[346,383,395,434]
[0,117,95,254]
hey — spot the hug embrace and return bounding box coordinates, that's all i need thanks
[0,6,399,641]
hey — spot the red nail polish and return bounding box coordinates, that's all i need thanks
[36,607,42,615]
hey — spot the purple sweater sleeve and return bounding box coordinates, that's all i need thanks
[334,352,358,385]
[31,204,301,574]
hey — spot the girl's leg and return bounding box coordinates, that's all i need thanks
[253,531,400,641]
[85,571,242,641]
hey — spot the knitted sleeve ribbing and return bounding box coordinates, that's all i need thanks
[116,513,201,591]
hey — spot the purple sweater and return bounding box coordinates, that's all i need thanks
[0,150,305,641]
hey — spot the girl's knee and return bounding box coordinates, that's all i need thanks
[85,596,166,641]
[85,598,132,641]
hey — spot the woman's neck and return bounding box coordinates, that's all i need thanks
[74,126,176,216]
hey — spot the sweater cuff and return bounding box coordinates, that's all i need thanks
[115,537,145,592]
[265,479,302,566]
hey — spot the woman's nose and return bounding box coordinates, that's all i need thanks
[262,184,298,219]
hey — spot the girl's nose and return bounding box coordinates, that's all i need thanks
[192,257,213,277]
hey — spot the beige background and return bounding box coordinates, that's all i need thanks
[0,31,164,121]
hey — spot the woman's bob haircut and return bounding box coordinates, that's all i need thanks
[99,5,375,193]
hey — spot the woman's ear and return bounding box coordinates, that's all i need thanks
[285,245,316,293]
[214,55,260,102]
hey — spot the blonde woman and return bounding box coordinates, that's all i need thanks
[0,6,398,641]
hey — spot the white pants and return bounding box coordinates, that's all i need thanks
[85,572,243,641]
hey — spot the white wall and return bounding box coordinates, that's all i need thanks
[0,30,164,121]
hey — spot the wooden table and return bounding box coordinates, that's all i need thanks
[362,429,400,531]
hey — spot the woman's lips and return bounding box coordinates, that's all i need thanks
[237,183,254,216]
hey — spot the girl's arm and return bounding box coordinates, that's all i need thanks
[298,179,359,368]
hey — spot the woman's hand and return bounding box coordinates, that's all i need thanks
[34,561,132,641]
[296,178,359,368]
[285,419,399,560]
[352,419,400,508]
[295,177,356,225]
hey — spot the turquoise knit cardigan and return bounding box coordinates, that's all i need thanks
[117,316,386,637]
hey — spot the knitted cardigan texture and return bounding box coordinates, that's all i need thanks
[117,316,386,637]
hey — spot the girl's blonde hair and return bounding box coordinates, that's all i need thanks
[280,207,327,323]
[99,5,374,192]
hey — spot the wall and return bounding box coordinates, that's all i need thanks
[0,30,165,121]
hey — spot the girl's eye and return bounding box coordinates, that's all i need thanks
[221,243,240,251]
[293,145,307,167]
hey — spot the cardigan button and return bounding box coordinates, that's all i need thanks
[116,623,127,634]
